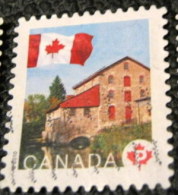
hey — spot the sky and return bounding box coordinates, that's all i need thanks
[26,19,149,97]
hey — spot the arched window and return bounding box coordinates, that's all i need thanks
[139,75,144,83]
[140,89,145,97]
[108,105,115,120]
[108,90,114,99]
[108,75,114,84]
[124,91,131,102]
[124,76,131,87]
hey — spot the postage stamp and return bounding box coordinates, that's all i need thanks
[1,7,173,191]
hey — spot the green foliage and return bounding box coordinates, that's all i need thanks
[24,94,49,123]
[91,123,152,166]
[20,76,67,168]
[49,75,66,101]
[19,120,45,169]
[21,120,45,143]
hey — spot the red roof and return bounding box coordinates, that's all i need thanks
[60,85,100,108]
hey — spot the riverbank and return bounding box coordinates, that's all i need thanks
[19,122,151,169]
[90,123,152,166]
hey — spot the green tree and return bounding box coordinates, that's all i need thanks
[49,76,66,101]
[24,94,49,123]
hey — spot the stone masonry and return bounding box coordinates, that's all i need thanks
[42,56,151,143]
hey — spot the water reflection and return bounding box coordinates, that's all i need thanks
[19,123,152,169]
[20,142,123,170]
[41,145,91,169]
[19,142,94,169]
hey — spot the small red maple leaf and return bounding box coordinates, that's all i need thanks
[45,39,65,58]
[127,144,152,169]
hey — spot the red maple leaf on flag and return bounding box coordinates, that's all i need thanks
[45,39,65,58]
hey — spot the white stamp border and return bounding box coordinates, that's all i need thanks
[1,6,173,192]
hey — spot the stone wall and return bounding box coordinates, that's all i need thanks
[135,99,151,124]
[99,58,150,128]
[43,58,151,143]
[74,76,100,95]
[75,58,150,129]
[43,107,99,143]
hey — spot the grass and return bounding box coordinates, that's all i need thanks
[90,123,152,167]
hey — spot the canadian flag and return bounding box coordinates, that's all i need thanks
[27,33,93,68]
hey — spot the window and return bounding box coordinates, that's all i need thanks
[69,108,76,116]
[108,75,114,84]
[124,91,131,102]
[125,106,132,121]
[108,105,115,120]
[140,89,145,97]
[124,62,129,70]
[139,75,144,83]
[108,90,114,99]
[84,108,90,117]
[124,76,131,86]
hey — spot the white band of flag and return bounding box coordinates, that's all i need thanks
[27,33,93,68]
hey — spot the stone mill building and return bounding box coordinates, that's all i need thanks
[42,56,151,143]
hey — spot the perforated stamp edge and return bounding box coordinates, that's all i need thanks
[1,7,173,192]
[0,18,3,56]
